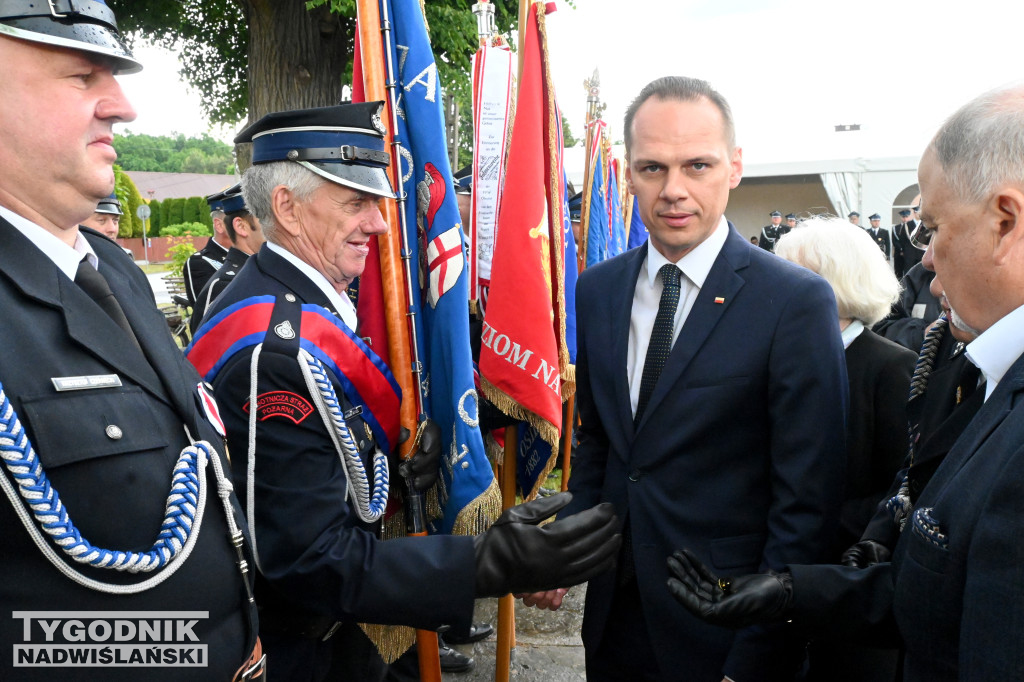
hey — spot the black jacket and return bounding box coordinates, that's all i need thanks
[0,219,255,680]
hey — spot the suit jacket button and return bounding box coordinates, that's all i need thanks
[628,469,642,482]
[105,425,123,440]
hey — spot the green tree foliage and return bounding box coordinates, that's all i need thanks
[110,0,516,135]
[159,199,172,233]
[166,198,185,227]
[167,239,199,278]
[113,167,147,238]
[563,118,580,148]
[183,197,204,225]
[114,131,235,174]
[149,199,163,233]
[160,222,213,238]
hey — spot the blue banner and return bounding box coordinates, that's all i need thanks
[607,168,626,257]
[627,195,649,249]
[386,0,497,534]
[586,145,609,267]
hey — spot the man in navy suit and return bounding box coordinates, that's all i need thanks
[668,82,1024,681]
[522,76,848,681]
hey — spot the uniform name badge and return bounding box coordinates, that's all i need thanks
[51,374,122,391]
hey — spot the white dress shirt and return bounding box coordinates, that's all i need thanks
[627,216,730,416]
[266,241,359,331]
[0,205,97,275]
[965,301,1024,402]
[840,319,865,349]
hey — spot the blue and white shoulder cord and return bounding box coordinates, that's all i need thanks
[244,344,389,570]
[0,380,251,597]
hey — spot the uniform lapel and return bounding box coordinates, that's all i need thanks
[634,227,747,433]
[0,219,171,404]
[255,245,339,314]
[926,354,1024,495]
[98,251,195,418]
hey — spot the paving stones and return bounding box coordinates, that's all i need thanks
[443,584,587,681]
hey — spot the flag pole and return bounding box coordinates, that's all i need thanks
[493,6,531,680]
[495,427,519,682]
[356,2,440,680]
[579,69,601,270]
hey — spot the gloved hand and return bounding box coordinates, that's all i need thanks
[840,539,891,568]
[473,492,620,598]
[397,419,441,493]
[666,549,793,629]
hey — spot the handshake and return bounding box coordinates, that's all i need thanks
[398,422,622,599]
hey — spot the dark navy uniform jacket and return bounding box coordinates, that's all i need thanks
[0,219,255,680]
[196,244,475,675]
[790,345,1024,681]
[189,245,250,336]
[183,237,228,307]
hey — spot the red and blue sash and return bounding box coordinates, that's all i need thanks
[187,295,402,453]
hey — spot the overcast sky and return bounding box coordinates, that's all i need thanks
[118,0,1024,167]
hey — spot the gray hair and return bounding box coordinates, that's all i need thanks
[930,82,1024,205]
[623,76,736,156]
[775,216,900,327]
[241,161,326,241]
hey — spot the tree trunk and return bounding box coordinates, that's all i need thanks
[239,0,354,168]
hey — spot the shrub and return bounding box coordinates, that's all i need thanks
[160,222,212,237]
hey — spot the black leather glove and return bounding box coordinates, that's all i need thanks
[473,492,620,598]
[397,419,441,493]
[840,539,891,568]
[666,549,793,629]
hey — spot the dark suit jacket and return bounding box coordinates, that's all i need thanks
[189,245,250,335]
[199,245,475,679]
[183,236,228,306]
[0,219,254,680]
[866,226,892,261]
[891,222,924,279]
[833,329,915,558]
[566,226,848,681]
[861,328,979,548]
[792,349,1024,681]
[874,263,942,352]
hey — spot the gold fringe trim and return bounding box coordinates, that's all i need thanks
[536,6,576,407]
[481,376,559,447]
[381,507,406,542]
[359,622,416,665]
[485,431,504,466]
[522,442,559,503]
[451,476,502,535]
[425,482,442,522]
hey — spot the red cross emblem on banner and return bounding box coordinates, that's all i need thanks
[427,226,464,308]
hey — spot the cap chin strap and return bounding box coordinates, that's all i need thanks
[0,0,118,29]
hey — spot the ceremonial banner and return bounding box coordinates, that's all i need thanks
[470,43,515,305]
[385,0,499,535]
[351,28,393,360]
[584,122,609,267]
[515,164,579,500]
[607,157,626,257]
[627,194,649,249]
[479,0,572,448]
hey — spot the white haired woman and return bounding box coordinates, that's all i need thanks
[775,217,916,682]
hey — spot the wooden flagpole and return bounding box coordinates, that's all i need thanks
[355,2,440,680]
[491,6,532,681]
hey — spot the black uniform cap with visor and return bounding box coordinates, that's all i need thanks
[0,0,142,74]
[234,102,397,200]
[94,192,121,215]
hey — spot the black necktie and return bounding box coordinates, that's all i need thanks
[636,263,681,425]
[74,258,142,351]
